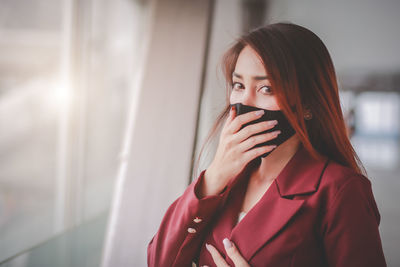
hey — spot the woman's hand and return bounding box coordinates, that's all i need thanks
[201,106,279,197]
[204,238,251,267]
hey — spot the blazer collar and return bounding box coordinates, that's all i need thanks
[275,143,329,197]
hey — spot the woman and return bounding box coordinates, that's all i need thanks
[147,22,386,266]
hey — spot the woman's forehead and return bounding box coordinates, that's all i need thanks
[234,46,267,77]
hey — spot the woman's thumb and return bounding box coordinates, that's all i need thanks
[230,105,236,118]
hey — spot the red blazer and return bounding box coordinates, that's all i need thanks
[147,144,386,266]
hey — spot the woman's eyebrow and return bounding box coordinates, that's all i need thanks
[232,72,269,80]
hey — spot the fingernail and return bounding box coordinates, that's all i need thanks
[223,238,232,249]
[205,243,210,251]
[269,120,278,126]
[255,110,264,116]
[273,130,281,136]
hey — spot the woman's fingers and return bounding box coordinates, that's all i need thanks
[243,144,277,162]
[204,240,251,267]
[226,109,265,135]
[205,243,230,267]
[235,120,278,142]
[238,130,281,153]
[221,106,237,135]
[223,238,251,267]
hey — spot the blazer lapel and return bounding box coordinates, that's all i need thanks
[228,182,305,262]
[212,144,329,264]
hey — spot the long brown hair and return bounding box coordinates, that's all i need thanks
[193,22,365,179]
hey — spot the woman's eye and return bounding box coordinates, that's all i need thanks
[231,82,244,90]
[260,85,272,94]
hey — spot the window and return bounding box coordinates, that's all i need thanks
[0,0,149,264]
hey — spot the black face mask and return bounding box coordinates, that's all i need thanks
[230,103,296,158]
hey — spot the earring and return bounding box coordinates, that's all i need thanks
[304,110,313,120]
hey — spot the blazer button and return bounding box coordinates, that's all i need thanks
[193,217,202,223]
[187,227,197,233]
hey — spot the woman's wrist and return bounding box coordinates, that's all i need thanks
[202,167,226,197]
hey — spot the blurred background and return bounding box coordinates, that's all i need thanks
[0,0,399,266]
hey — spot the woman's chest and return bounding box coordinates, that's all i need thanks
[240,177,273,214]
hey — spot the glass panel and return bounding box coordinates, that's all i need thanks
[80,0,148,222]
[0,0,149,263]
[0,0,63,261]
[0,213,108,267]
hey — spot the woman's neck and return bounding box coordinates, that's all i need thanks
[251,134,301,184]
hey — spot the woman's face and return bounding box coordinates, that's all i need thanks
[229,45,280,111]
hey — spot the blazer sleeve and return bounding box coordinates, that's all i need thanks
[321,175,387,267]
[147,169,232,267]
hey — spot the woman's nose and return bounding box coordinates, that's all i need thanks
[241,90,255,106]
